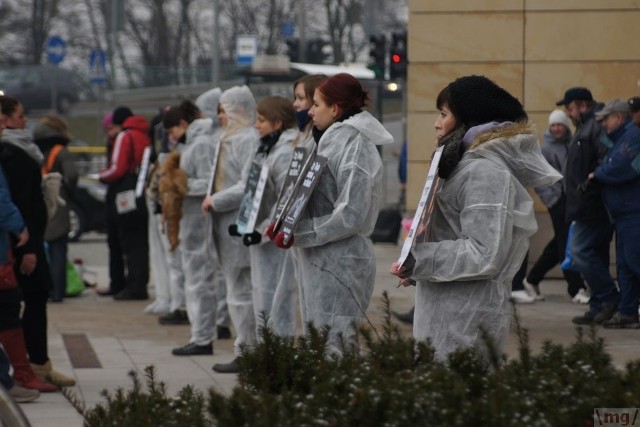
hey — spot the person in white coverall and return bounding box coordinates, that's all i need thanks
[195,88,232,338]
[391,75,561,360]
[233,96,297,337]
[272,73,394,355]
[162,99,228,356]
[202,86,259,373]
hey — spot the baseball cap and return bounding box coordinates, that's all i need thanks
[594,99,629,121]
[556,87,593,106]
[628,96,640,113]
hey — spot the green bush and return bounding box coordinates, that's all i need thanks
[68,293,640,427]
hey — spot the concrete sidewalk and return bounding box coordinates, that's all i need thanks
[17,242,640,426]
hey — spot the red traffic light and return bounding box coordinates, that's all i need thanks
[392,53,401,63]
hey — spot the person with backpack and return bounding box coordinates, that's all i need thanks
[34,115,78,303]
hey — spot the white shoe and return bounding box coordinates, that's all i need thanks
[523,279,545,301]
[511,290,536,304]
[572,289,590,304]
[144,301,170,314]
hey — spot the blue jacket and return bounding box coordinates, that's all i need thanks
[0,165,25,263]
[594,118,640,219]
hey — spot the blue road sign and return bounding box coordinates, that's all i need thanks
[281,21,295,39]
[46,36,67,65]
[89,49,107,84]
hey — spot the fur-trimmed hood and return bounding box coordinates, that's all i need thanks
[463,122,562,189]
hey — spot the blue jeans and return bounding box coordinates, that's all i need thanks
[47,236,68,301]
[570,218,619,314]
[614,215,640,316]
[0,346,13,389]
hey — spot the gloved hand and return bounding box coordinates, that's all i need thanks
[243,232,262,246]
[228,224,241,237]
[265,223,278,240]
[274,231,294,249]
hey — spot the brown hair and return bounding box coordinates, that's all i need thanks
[256,96,296,130]
[39,114,72,140]
[0,95,20,116]
[293,74,327,105]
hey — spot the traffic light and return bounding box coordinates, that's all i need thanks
[306,39,330,64]
[368,34,386,79]
[389,31,407,80]
[286,38,299,62]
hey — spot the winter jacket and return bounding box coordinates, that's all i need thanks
[409,123,560,360]
[36,137,78,241]
[564,103,607,222]
[99,115,150,183]
[594,119,640,219]
[534,129,571,209]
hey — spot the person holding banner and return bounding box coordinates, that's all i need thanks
[391,75,561,360]
[233,96,298,337]
[201,86,259,373]
[161,98,229,356]
[286,73,394,355]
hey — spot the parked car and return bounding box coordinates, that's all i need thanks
[0,65,81,113]
[69,175,106,242]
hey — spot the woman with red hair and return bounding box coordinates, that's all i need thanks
[280,73,393,355]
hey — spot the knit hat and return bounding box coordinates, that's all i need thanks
[548,109,571,129]
[102,112,113,130]
[446,75,527,128]
[111,106,133,125]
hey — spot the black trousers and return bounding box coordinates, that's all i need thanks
[527,198,586,297]
[106,186,149,295]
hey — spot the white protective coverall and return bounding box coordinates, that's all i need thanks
[293,110,394,354]
[180,117,227,345]
[408,123,562,360]
[247,128,298,337]
[146,149,186,314]
[210,86,259,354]
[194,87,231,333]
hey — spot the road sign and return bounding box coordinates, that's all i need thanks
[46,36,67,65]
[236,35,257,66]
[281,20,295,39]
[89,49,107,84]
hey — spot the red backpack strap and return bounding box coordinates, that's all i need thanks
[41,144,65,175]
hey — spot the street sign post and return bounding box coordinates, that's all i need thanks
[89,49,108,84]
[46,36,67,65]
[236,35,258,66]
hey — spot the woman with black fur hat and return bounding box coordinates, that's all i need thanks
[391,75,561,360]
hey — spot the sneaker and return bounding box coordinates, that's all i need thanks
[391,307,415,325]
[511,290,536,304]
[594,303,617,324]
[159,310,189,325]
[113,289,149,301]
[171,342,213,356]
[571,289,590,305]
[523,279,545,301]
[572,310,596,325]
[8,384,39,403]
[602,312,640,329]
[217,326,232,340]
[212,357,240,374]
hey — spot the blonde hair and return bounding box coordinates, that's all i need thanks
[39,114,72,141]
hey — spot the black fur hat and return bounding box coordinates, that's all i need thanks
[447,75,527,128]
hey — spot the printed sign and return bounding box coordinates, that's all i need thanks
[236,161,270,234]
[397,146,443,268]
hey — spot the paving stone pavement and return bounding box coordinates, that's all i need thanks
[14,242,640,426]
